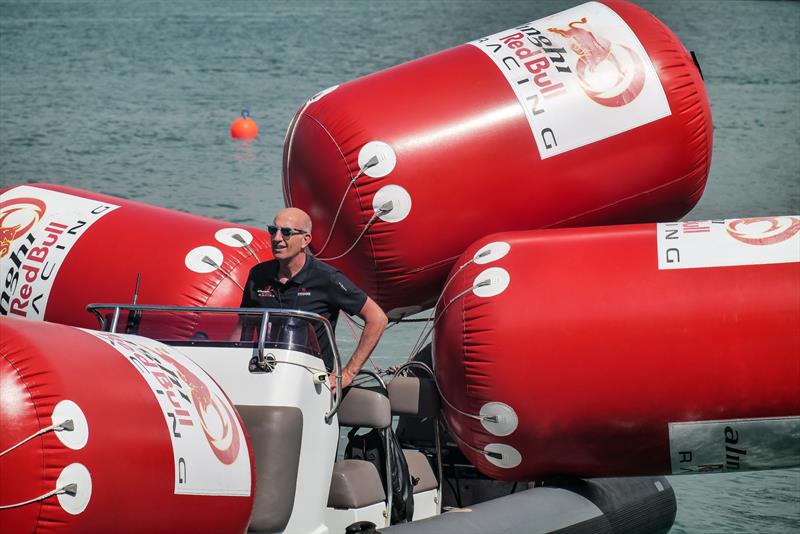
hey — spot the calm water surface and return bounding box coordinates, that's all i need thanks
[1,1,798,532]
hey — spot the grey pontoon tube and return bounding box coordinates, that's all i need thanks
[381,475,677,534]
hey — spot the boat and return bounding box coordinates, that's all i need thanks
[1,304,678,533]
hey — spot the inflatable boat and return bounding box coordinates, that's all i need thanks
[1,306,679,533]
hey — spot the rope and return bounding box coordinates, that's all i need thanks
[315,155,380,256]
[406,249,492,361]
[392,360,495,425]
[446,421,503,460]
[316,203,391,261]
[0,420,74,458]
[408,277,489,360]
[0,483,78,510]
[0,482,78,510]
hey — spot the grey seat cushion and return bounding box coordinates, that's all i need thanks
[404,450,437,493]
[328,459,386,509]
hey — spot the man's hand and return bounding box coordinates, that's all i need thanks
[328,367,357,393]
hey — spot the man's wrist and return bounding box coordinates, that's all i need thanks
[342,366,357,379]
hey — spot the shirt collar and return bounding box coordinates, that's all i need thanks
[271,253,314,286]
[292,253,315,285]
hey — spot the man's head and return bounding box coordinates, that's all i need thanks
[270,207,312,262]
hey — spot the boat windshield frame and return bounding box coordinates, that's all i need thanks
[86,303,344,421]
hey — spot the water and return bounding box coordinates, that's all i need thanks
[1,1,798,531]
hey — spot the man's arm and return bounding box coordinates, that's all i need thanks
[332,297,388,391]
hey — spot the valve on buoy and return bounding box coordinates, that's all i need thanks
[230,109,258,139]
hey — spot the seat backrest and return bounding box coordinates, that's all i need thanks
[387,376,440,418]
[236,405,303,533]
[337,387,392,429]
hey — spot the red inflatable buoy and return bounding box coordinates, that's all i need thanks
[283,0,712,316]
[434,216,800,480]
[230,109,259,139]
[0,183,271,331]
[0,317,254,533]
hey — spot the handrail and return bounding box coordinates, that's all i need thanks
[86,303,344,422]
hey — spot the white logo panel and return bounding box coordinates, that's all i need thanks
[0,185,119,319]
[470,1,671,159]
[657,216,800,270]
[85,331,251,496]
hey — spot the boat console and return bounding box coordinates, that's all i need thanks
[87,304,441,533]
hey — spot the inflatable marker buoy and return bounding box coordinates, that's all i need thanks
[283,0,713,317]
[0,183,271,332]
[433,217,800,480]
[0,317,254,533]
[231,109,259,139]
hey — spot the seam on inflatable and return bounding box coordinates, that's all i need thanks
[283,105,309,207]
[0,351,47,526]
[544,156,706,229]
[460,266,469,430]
[620,1,711,221]
[407,254,462,275]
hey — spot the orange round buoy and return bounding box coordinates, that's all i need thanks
[230,109,258,139]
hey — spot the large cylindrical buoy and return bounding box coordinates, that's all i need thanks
[0,183,271,331]
[0,317,254,533]
[433,216,800,480]
[283,0,713,316]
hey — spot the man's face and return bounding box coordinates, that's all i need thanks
[271,212,310,261]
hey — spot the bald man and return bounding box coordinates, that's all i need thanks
[240,207,388,391]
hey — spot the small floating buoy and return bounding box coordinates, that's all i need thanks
[230,109,258,139]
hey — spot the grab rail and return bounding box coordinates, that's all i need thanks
[86,303,344,422]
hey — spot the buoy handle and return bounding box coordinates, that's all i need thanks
[241,108,250,119]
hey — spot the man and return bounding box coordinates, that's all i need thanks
[240,207,388,391]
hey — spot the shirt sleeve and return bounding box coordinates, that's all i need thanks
[329,270,369,316]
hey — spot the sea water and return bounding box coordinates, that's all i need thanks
[1,1,798,532]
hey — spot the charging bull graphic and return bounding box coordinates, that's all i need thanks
[152,343,243,465]
[549,17,646,107]
[727,216,800,246]
[0,197,46,259]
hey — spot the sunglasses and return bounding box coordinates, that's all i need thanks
[267,225,307,238]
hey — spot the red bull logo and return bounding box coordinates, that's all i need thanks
[549,17,646,107]
[0,197,46,259]
[154,346,242,465]
[726,216,800,246]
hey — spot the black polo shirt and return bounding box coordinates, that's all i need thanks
[240,254,368,370]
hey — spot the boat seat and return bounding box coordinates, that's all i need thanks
[387,376,440,418]
[337,386,392,429]
[328,460,386,509]
[403,450,437,494]
[328,387,392,511]
[389,375,441,518]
